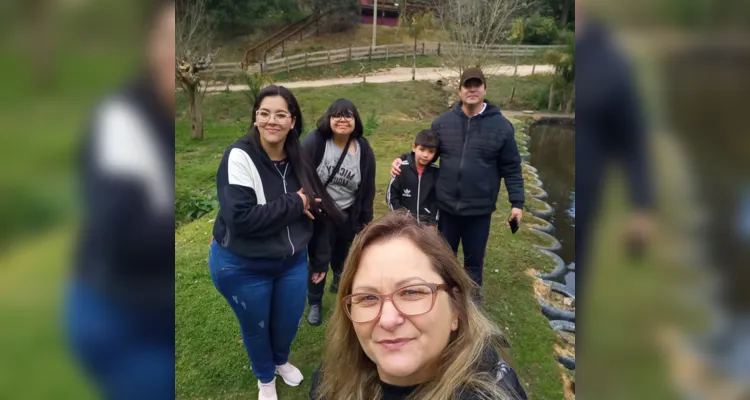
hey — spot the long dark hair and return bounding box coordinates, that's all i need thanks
[316,98,364,140]
[247,85,344,223]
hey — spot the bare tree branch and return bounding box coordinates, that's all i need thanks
[434,0,529,75]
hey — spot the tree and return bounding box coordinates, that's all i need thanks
[399,11,436,81]
[434,0,527,75]
[176,0,217,140]
[543,30,574,112]
[507,17,525,104]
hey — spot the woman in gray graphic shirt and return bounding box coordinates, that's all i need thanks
[301,98,376,326]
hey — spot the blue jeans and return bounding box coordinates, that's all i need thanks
[208,241,308,383]
[65,279,175,400]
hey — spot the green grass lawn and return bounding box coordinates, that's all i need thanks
[175,80,566,398]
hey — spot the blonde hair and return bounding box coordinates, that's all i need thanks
[316,211,521,400]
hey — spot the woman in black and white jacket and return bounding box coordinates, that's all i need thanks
[209,85,342,400]
[302,98,376,326]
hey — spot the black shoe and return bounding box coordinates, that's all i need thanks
[307,304,322,326]
[329,275,341,294]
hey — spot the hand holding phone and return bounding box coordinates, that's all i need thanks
[508,217,519,234]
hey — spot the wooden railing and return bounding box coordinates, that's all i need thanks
[243,10,333,67]
[261,42,562,74]
[213,43,562,77]
[241,14,316,67]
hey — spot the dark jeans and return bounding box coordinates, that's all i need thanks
[308,214,356,305]
[208,241,308,383]
[438,211,493,288]
[65,279,175,400]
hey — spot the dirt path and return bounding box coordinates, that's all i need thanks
[205,64,555,92]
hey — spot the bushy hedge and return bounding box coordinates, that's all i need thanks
[523,14,559,45]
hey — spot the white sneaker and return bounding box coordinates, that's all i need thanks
[257,378,277,400]
[275,362,304,386]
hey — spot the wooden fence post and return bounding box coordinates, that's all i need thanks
[348,46,352,61]
[421,42,425,56]
[286,57,290,74]
[369,46,372,63]
[305,53,309,68]
[328,51,331,65]
[385,47,389,63]
[531,64,536,74]
[437,42,441,56]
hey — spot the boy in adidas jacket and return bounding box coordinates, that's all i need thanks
[387,129,440,226]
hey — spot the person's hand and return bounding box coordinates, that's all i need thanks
[625,211,655,259]
[297,188,321,220]
[390,158,403,178]
[507,207,523,227]
[311,271,326,284]
[627,211,655,241]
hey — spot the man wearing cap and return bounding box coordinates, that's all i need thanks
[390,68,524,301]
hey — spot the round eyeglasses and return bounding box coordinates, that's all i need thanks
[256,110,291,124]
[341,283,449,323]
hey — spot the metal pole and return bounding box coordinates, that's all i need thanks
[372,0,378,48]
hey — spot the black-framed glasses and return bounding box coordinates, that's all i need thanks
[342,283,449,323]
[331,111,354,121]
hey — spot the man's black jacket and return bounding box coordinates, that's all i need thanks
[425,101,525,216]
[387,152,440,225]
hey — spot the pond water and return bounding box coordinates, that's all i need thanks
[527,120,576,290]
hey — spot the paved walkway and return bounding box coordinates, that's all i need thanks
[204,64,555,92]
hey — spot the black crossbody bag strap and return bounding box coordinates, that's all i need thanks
[324,135,354,188]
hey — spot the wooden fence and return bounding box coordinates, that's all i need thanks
[211,43,562,77]
[262,42,562,74]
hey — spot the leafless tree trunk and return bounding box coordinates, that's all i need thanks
[434,0,526,75]
[561,0,571,27]
[186,83,204,140]
[412,36,418,81]
[176,0,217,140]
[548,81,555,110]
[565,83,574,113]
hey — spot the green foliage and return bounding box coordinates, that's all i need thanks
[237,71,270,108]
[544,30,575,84]
[202,0,305,36]
[398,11,436,41]
[523,14,559,45]
[363,112,381,137]
[508,17,526,44]
[176,190,219,227]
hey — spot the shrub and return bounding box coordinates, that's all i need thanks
[237,72,270,107]
[523,14,559,45]
[363,112,380,137]
[176,189,219,227]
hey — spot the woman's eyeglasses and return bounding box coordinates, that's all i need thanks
[341,283,449,323]
[331,111,354,121]
[256,110,291,124]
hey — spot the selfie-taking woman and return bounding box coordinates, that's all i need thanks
[209,85,342,400]
[302,98,376,326]
[310,211,528,400]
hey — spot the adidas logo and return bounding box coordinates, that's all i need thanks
[403,188,412,197]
